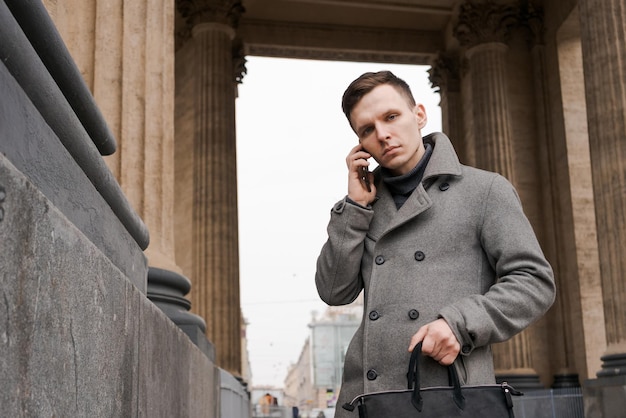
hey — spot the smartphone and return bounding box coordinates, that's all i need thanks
[359,165,371,192]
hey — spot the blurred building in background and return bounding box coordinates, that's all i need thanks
[284,300,363,417]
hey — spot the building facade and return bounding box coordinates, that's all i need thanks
[5,0,625,416]
[284,304,363,416]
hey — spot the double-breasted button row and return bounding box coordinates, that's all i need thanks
[439,182,450,191]
[368,310,419,320]
[376,253,425,264]
[367,369,378,380]
[461,344,472,354]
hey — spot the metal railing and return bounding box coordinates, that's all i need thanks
[513,387,584,418]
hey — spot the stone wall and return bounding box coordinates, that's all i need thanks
[0,2,223,416]
[0,154,217,415]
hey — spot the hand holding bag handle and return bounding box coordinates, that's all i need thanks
[343,344,522,417]
[408,342,465,412]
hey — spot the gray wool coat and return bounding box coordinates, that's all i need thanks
[315,132,555,418]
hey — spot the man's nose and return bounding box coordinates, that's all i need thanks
[375,122,390,141]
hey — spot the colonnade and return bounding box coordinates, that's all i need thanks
[43,0,626,398]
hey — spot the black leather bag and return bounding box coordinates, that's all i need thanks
[342,343,522,417]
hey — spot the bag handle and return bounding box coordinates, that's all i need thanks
[408,342,465,412]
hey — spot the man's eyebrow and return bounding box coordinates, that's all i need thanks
[355,122,372,135]
[354,107,401,131]
[384,106,403,114]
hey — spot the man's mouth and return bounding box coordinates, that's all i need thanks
[382,146,399,156]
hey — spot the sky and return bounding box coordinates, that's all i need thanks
[236,56,442,388]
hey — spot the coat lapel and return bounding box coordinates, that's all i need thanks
[369,181,432,239]
[387,183,432,232]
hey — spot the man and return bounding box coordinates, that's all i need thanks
[315,71,555,417]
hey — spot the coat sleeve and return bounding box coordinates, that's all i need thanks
[315,197,374,306]
[439,175,556,355]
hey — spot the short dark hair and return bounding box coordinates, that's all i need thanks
[341,71,417,125]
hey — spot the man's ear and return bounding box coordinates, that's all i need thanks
[414,103,427,129]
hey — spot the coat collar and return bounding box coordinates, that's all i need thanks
[372,132,462,187]
[370,132,462,238]
[422,132,463,181]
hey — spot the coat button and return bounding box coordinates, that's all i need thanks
[408,309,419,320]
[439,182,450,191]
[367,369,378,380]
[375,255,385,265]
[369,311,380,321]
[462,344,472,354]
[414,251,425,261]
[333,201,345,213]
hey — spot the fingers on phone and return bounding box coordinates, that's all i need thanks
[359,166,371,192]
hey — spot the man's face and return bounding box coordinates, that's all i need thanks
[350,84,427,176]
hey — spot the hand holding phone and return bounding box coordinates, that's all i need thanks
[359,166,371,192]
[347,144,375,206]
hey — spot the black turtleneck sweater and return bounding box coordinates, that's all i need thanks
[381,142,433,209]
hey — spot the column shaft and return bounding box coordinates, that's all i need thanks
[467,42,535,384]
[578,0,626,359]
[454,0,539,386]
[192,22,241,375]
[442,90,465,162]
[429,52,465,162]
[467,43,516,182]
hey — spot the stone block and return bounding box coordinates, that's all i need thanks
[584,376,626,418]
[137,300,218,417]
[0,154,220,416]
[0,154,142,416]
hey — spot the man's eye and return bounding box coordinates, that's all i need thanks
[387,114,397,120]
[361,127,373,136]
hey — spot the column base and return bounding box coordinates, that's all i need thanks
[147,266,215,361]
[597,352,626,377]
[552,372,581,388]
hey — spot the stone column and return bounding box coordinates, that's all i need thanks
[41,0,181,277]
[578,0,626,379]
[454,0,540,389]
[454,1,517,182]
[428,52,465,162]
[176,0,244,376]
[528,8,586,388]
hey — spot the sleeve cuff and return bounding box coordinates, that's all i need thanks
[345,196,372,210]
[439,308,475,357]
